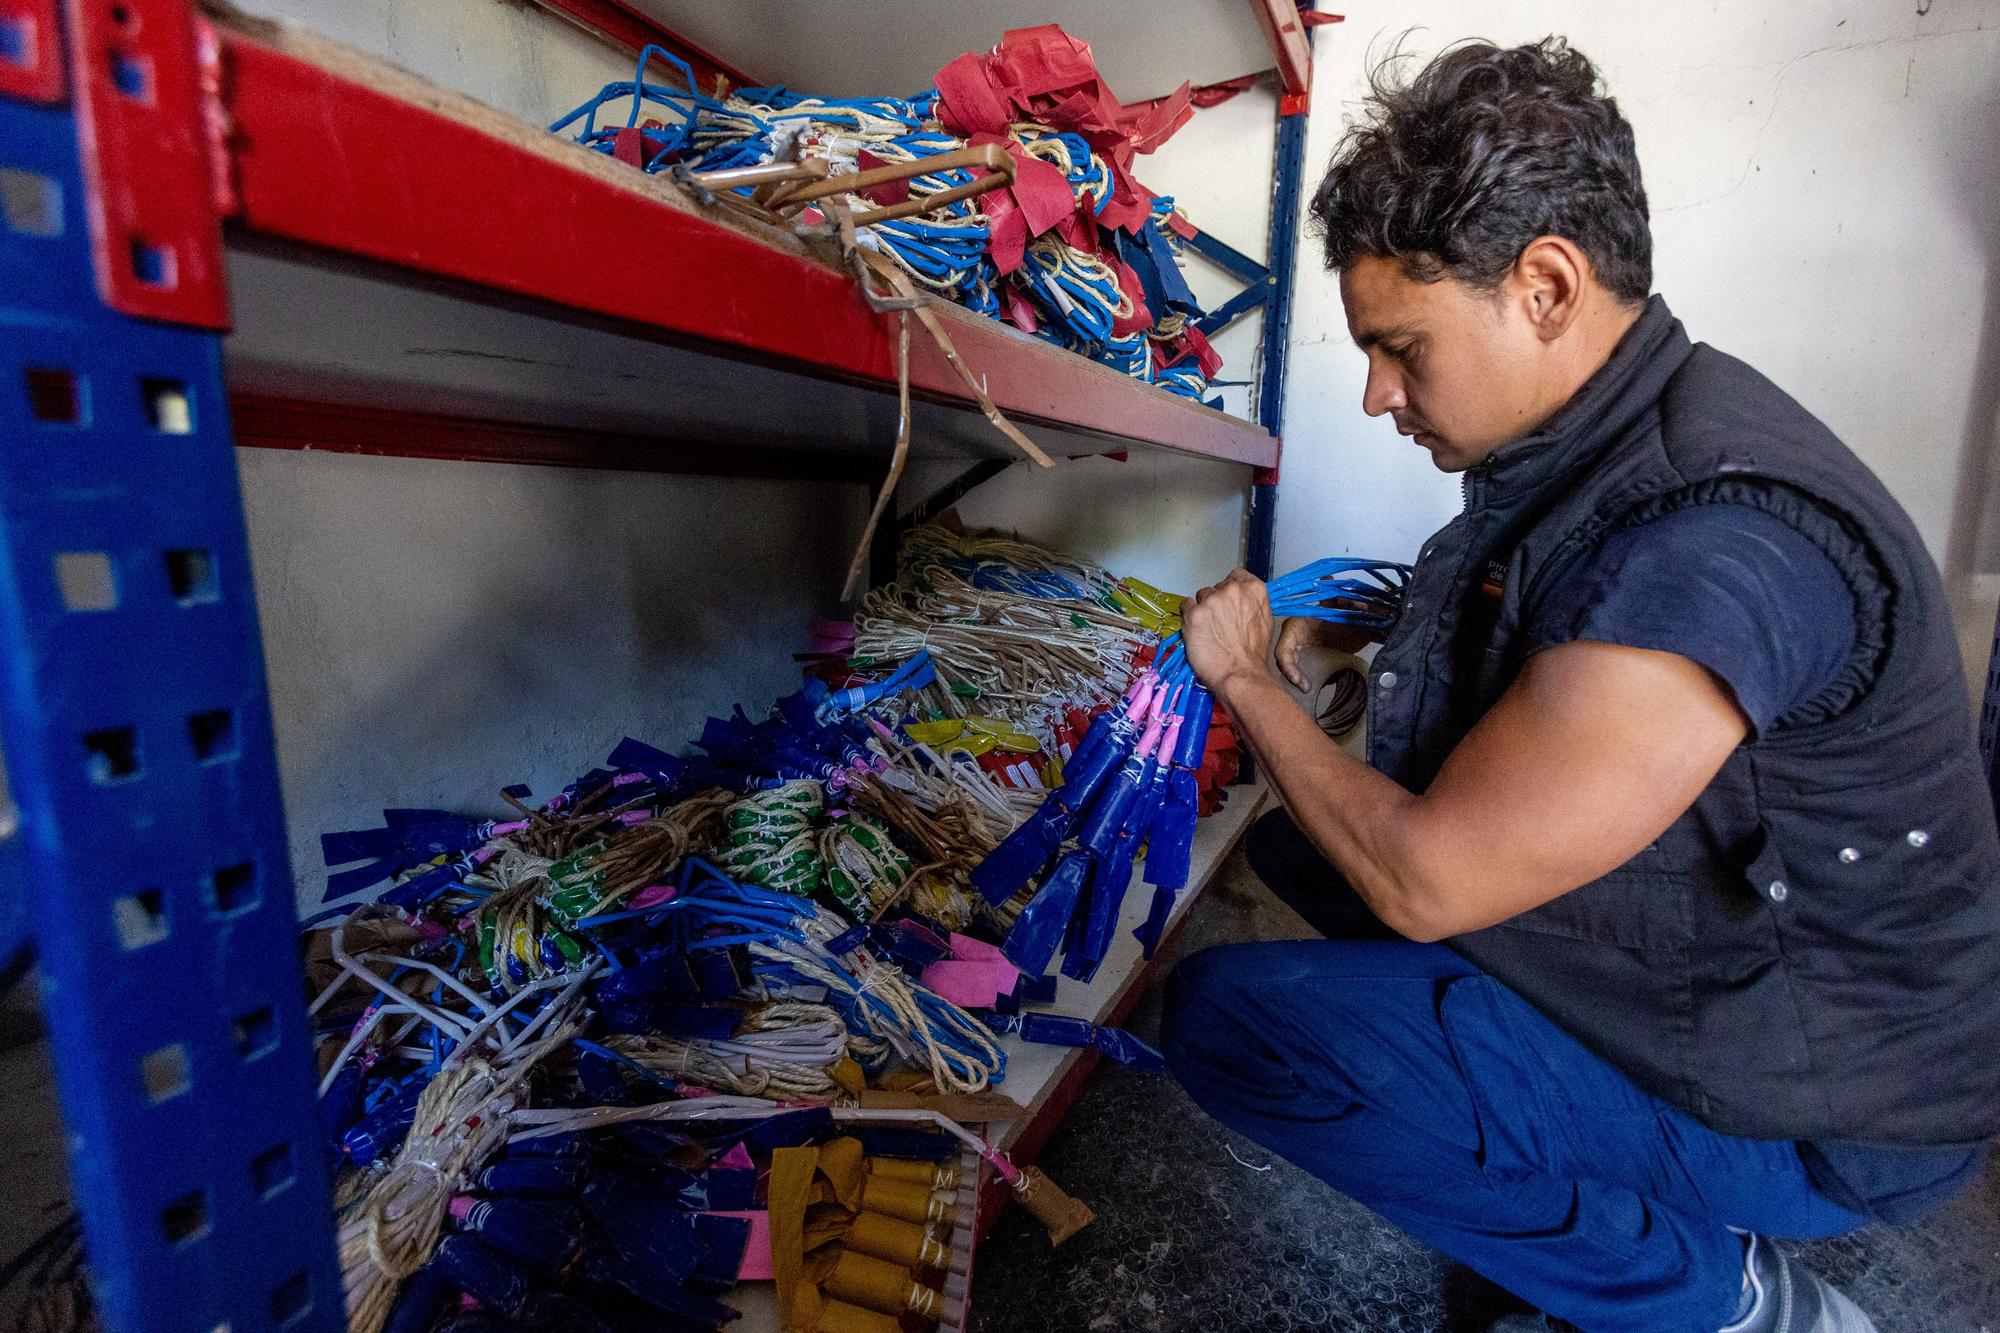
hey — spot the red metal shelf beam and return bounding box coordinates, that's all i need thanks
[208,21,1277,471]
[228,394,879,481]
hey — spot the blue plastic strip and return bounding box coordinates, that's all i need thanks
[1180,226,1271,288]
[0,85,344,1332]
[1193,281,1272,339]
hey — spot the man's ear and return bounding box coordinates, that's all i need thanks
[1512,236,1590,341]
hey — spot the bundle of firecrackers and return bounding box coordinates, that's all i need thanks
[552,25,1226,403]
[369,1113,979,1333]
[292,528,1272,1330]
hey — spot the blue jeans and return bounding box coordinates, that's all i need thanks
[1163,930,1868,1331]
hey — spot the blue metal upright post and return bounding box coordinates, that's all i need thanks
[0,2,343,1328]
[1981,597,2000,818]
[1247,4,1319,581]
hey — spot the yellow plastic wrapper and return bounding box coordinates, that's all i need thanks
[1111,576,1186,634]
[902,717,1042,757]
[962,716,1040,752]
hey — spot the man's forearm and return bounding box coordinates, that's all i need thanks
[1212,667,1453,942]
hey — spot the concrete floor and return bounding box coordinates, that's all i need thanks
[969,848,2000,1333]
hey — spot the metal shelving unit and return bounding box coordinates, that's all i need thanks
[0,1,1322,1327]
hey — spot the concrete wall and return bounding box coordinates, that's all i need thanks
[1278,0,2000,691]
[237,452,857,906]
[234,0,634,125]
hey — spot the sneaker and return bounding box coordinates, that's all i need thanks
[1721,1235,1879,1333]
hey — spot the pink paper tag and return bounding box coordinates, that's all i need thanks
[921,959,1023,1009]
[626,883,676,910]
[708,1210,774,1280]
[718,1141,755,1172]
[948,932,1012,964]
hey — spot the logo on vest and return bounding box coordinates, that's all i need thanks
[1480,560,1507,600]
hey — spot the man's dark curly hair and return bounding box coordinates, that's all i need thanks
[1310,37,1652,303]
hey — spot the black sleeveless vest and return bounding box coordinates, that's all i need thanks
[1366,297,2000,1144]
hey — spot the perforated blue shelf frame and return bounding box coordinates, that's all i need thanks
[0,5,343,1329]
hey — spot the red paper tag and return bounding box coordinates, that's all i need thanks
[855,149,912,207]
[1184,324,1224,379]
[1009,151,1078,235]
[613,126,647,169]
[1003,283,1039,333]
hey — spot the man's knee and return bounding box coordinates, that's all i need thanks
[1162,942,1278,1090]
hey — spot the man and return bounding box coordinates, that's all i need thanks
[1167,37,2000,1333]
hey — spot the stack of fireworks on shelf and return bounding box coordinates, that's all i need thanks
[551,25,1226,405]
[290,526,1267,1331]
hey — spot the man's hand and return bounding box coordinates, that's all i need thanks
[1182,569,1276,694]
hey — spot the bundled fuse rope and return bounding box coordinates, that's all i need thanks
[965,556,1411,979]
[548,28,1228,403]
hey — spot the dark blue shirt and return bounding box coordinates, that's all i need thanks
[1528,503,1855,734]
[1524,501,1985,1220]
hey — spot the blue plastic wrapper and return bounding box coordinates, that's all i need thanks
[593,1161,706,1212]
[318,1061,366,1164]
[342,1076,425,1167]
[583,1176,704,1287]
[1175,688,1214,769]
[689,1212,752,1292]
[382,1259,455,1333]
[1133,876,1182,960]
[576,1046,646,1105]
[992,972,1059,1014]
[606,1121,697,1163]
[457,1198,582,1274]
[1071,750,1171,981]
[968,794,1069,905]
[596,999,743,1039]
[579,1244,740,1327]
[870,920,948,973]
[991,1012,1169,1072]
[704,1164,757,1211]
[724,1105,834,1154]
[605,735,687,788]
[969,708,1127,905]
[1001,847,1091,977]
[1141,764,1199,893]
[432,1234,540,1320]
[689,947,750,999]
[320,807,499,900]
[594,951,703,1005]
[476,1157,588,1199]
[1075,752,1148,858]
[1065,819,1143,985]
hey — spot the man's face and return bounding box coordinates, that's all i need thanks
[1339,255,1552,473]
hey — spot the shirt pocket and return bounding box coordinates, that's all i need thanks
[1497,869,1696,959]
